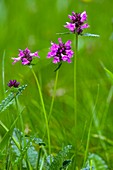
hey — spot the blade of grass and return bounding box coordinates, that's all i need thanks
[100,85,113,130]
[2,51,6,97]
[83,85,99,167]
[0,107,25,150]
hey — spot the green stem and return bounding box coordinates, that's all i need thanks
[36,146,42,169]
[15,97,26,169]
[90,160,93,170]
[2,51,6,97]
[74,33,78,127]
[15,97,24,136]
[31,67,51,155]
[48,70,59,123]
[40,146,47,170]
[0,120,9,132]
[0,120,20,150]
[83,119,92,167]
[83,85,99,167]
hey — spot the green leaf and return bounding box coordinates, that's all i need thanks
[33,137,46,146]
[60,159,71,170]
[0,84,27,112]
[10,128,45,169]
[27,144,38,168]
[82,153,109,170]
[47,145,72,170]
[54,62,62,72]
[0,114,20,150]
[81,33,100,37]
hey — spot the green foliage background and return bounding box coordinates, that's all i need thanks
[0,0,113,169]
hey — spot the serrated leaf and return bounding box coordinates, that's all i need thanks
[27,143,38,168]
[0,84,27,112]
[33,137,46,146]
[0,92,14,112]
[11,128,23,157]
[82,153,109,170]
[81,161,94,170]
[56,32,100,38]
[10,128,45,169]
[81,33,100,37]
[48,145,72,170]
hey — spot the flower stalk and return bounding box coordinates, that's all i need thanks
[64,11,89,127]
[31,67,51,155]
[47,38,74,125]
[48,69,59,123]
[74,33,78,127]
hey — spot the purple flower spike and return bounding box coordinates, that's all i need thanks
[12,48,40,65]
[64,11,89,34]
[47,38,74,64]
[8,80,20,88]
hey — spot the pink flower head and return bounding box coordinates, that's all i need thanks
[47,38,74,64]
[8,80,20,88]
[12,48,40,65]
[64,11,89,34]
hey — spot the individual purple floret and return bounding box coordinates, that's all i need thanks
[12,48,39,65]
[64,11,89,34]
[47,38,74,64]
[8,80,20,88]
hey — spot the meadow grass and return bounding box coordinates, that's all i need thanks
[0,0,113,169]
